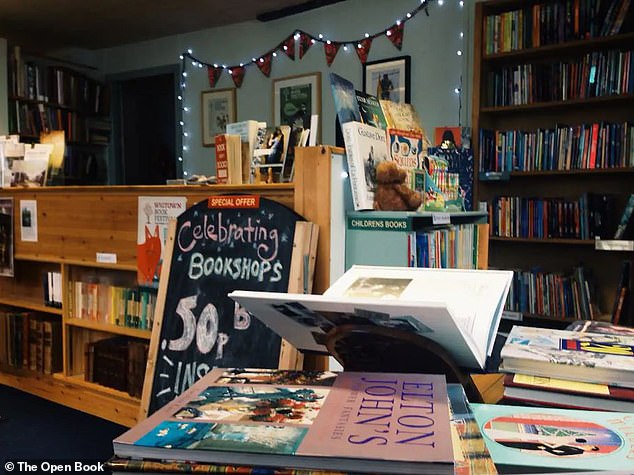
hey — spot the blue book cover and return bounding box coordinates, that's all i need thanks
[471,403,634,472]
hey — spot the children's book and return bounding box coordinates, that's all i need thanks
[500,325,634,388]
[252,125,291,183]
[471,403,634,472]
[229,265,513,370]
[114,368,454,474]
[355,90,387,130]
[328,73,361,127]
[341,121,388,210]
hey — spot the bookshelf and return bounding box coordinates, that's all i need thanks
[473,0,634,327]
[6,45,111,185]
[345,210,489,270]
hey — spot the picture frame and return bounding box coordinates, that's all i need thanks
[273,72,321,142]
[363,55,411,104]
[201,88,236,147]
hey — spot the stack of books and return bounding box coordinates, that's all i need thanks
[111,368,498,474]
[498,323,634,412]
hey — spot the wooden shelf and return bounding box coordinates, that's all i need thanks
[0,296,62,315]
[490,236,595,245]
[15,253,138,271]
[480,94,634,114]
[53,372,141,402]
[66,318,151,339]
[482,32,634,63]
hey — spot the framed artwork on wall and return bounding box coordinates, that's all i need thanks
[201,88,236,147]
[273,72,321,141]
[363,56,411,103]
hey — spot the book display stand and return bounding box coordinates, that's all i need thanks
[325,324,484,403]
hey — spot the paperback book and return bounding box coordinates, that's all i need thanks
[113,368,454,474]
[471,403,634,472]
[499,325,634,388]
[229,265,513,370]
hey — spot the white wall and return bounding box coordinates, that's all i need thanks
[95,0,472,178]
[0,38,8,135]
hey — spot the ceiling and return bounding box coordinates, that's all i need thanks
[0,0,346,53]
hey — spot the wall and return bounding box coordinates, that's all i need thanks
[0,38,8,134]
[94,0,472,178]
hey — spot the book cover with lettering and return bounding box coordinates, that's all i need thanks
[500,325,634,388]
[341,121,388,211]
[471,403,634,472]
[114,368,453,474]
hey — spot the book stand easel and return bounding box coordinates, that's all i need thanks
[325,324,483,403]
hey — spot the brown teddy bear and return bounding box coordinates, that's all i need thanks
[373,161,423,211]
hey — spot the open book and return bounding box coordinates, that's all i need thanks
[229,265,513,370]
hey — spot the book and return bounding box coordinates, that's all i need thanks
[499,325,634,388]
[214,133,242,185]
[471,403,634,472]
[355,90,387,129]
[252,125,291,183]
[502,373,634,413]
[566,319,634,336]
[611,259,631,325]
[226,120,266,184]
[113,368,454,474]
[387,128,423,171]
[0,197,14,277]
[328,73,361,127]
[229,265,513,370]
[341,121,388,211]
[379,101,430,150]
[613,193,634,239]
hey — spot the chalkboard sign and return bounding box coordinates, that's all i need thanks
[140,195,318,417]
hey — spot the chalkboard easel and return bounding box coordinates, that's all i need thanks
[139,195,318,419]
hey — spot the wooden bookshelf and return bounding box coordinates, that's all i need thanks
[473,0,634,325]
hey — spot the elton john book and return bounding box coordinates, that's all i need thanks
[114,368,453,474]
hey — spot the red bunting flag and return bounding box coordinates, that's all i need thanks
[207,66,223,88]
[386,22,405,50]
[299,33,314,59]
[324,42,341,67]
[281,35,295,60]
[355,38,373,64]
[229,66,246,88]
[256,53,272,77]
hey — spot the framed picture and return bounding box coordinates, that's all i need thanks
[363,55,411,103]
[273,72,321,141]
[201,88,236,147]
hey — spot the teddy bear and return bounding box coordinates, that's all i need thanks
[373,161,423,211]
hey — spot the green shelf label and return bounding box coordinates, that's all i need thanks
[347,216,411,231]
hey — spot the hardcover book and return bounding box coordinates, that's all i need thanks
[355,90,387,130]
[471,403,634,472]
[500,325,634,388]
[229,265,513,370]
[328,73,361,127]
[113,368,454,474]
[341,121,388,210]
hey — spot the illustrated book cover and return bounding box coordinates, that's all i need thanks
[341,121,388,211]
[355,90,387,130]
[114,368,454,474]
[471,403,634,472]
[502,373,634,413]
[500,325,634,388]
[230,265,513,370]
[136,196,187,286]
[252,125,291,183]
[328,73,361,127]
[387,128,423,171]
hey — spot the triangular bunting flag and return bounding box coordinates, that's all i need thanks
[229,66,246,88]
[324,42,341,67]
[355,38,373,64]
[386,22,405,50]
[256,53,272,77]
[281,35,295,60]
[207,66,223,88]
[299,33,314,60]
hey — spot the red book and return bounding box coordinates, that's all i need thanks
[214,134,229,184]
[589,122,599,168]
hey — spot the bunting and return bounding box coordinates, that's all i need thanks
[324,42,341,67]
[280,36,295,60]
[299,33,314,59]
[229,66,246,88]
[387,23,405,50]
[207,66,222,88]
[256,53,273,77]
[355,38,373,64]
